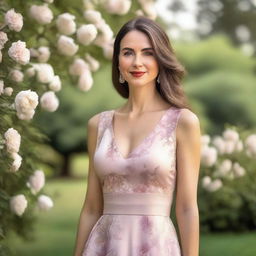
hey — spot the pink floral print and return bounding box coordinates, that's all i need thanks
[83,107,183,255]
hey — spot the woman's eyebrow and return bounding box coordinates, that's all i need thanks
[121,47,153,51]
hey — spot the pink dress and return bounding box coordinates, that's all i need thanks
[82,106,182,256]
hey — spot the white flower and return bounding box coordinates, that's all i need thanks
[56,13,76,35]
[138,0,157,20]
[9,69,24,82]
[8,40,30,65]
[29,4,53,25]
[57,35,78,56]
[10,194,28,216]
[223,128,239,142]
[135,9,144,17]
[94,22,113,47]
[37,195,54,211]
[214,159,232,177]
[201,146,217,167]
[232,162,246,177]
[212,136,226,154]
[17,110,36,120]
[15,89,38,109]
[102,41,114,60]
[202,176,211,188]
[15,89,39,120]
[83,10,103,26]
[141,1,157,20]
[245,134,256,158]
[223,140,236,154]
[201,135,210,147]
[0,31,8,49]
[78,69,93,91]
[25,67,36,77]
[33,63,55,83]
[49,75,61,92]
[103,0,131,15]
[5,8,23,32]
[4,128,21,154]
[220,159,232,172]
[245,134,256,147]
[10,152,22,172]
[235,140,243,152]
[206,179,223,192]
[77,24,97,46]
[38,46,51,63]
[83,0,94,9]
[28,170,45,194]
[40,91,59,112]
[69,58,89,76]
[4,87,13,96]
[84,53,100,72]
[0,80,4,95]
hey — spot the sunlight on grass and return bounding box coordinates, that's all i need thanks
[70,153,89,178]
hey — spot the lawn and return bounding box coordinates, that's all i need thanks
[4,178,256,256]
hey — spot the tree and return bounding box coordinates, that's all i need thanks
[196,0,255,56]
[174,35,256,134]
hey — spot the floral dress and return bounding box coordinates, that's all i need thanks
[82,106,183,256]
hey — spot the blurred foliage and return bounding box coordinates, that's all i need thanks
[35,64,122,154]
[175,35,256,135]
[198,127,256,232]
[197,0,256,54]
[169,0,256,56]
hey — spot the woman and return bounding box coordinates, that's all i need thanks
[74,16,201,256]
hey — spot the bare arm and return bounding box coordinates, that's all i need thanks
[73,113,104,256]
[175,109,201,256]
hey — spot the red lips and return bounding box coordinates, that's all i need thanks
[130,71,146,77]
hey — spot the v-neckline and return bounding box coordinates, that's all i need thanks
[109,106,174,160]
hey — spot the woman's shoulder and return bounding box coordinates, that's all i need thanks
[177,107,200,133]
[87,109,112,129]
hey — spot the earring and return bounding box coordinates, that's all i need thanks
[119,73,125,84]
[157,75,160,84]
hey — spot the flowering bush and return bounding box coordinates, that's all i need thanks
[0,0,158,253]
[199,126,256,232]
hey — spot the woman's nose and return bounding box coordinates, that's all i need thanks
[132,54,143,66]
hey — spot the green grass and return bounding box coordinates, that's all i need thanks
[5,179,87,256]
[201,232,256,256]
[4,177,256,256]
[70,153,89,178]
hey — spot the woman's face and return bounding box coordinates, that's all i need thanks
[118,30,159,87]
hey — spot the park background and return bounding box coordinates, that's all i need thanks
[1,0,256,255]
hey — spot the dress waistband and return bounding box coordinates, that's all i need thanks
[103,193,171,217]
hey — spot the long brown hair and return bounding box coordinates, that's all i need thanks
[112,16,190,109]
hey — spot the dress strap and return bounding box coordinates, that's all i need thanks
[95,110,112,150]
[162,107,183,138]
[172,107,183,134]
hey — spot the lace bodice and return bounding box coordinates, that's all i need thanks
[93,107,182,198]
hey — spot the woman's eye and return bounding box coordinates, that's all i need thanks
[124,51,132,56]
[144,51,153,56]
